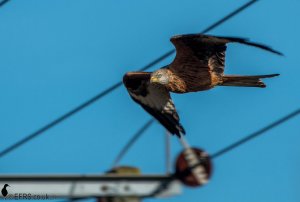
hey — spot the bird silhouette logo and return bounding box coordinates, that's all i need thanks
[1,184,9,197]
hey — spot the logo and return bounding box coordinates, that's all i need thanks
[1,184,9,197]
[1,184,57,200]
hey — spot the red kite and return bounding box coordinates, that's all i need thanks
[123,34,281,137]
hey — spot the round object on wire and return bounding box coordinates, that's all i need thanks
[175,148,212,187]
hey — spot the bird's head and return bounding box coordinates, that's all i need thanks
[4,184,9,188]
[150,69,170,85]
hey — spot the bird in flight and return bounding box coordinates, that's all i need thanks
[123,34,281,137]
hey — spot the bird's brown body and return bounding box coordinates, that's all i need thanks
[162,68,219,93]
[123,34,281,137]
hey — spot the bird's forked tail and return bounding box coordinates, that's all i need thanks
[219,74,279,88]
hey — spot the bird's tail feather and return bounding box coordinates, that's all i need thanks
[220,74,279,88]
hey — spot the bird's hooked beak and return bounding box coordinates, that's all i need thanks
[150,76,159,83]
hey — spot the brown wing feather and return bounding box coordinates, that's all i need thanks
[123,72,185,137]
[168,34,282,92]
[168,34,227,92]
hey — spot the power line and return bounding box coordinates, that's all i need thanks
[0,0,11,8]
[113,108,300,174]
[112,119,154,168]
[211,108,300,159]
[179,108,300,177]
[0,83,122,158]
[199,0,259,34]
[0,0,258,158]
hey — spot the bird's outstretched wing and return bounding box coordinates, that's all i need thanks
[123,72,185,137]
[169,34,282,77]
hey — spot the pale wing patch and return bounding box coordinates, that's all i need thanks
[129,84,172,113]
[124,74,185,136]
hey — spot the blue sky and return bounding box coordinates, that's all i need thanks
[0,0,299,201]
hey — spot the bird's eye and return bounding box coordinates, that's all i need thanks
[157,74,162,78]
